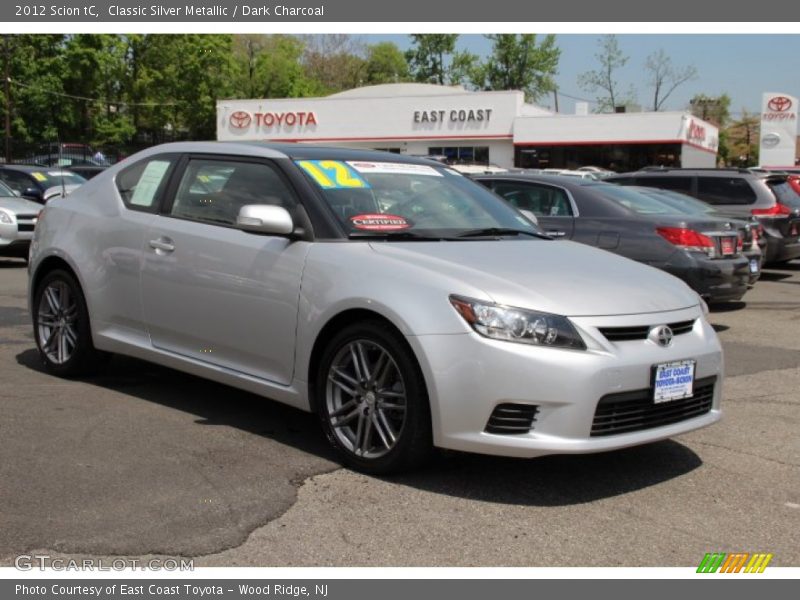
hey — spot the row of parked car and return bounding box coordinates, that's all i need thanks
[470,167,800,304]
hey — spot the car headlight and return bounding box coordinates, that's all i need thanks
[0,210,12,224]
[449,295,586,350]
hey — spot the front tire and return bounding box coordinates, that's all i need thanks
[315,320,433,474]
[32,269,108,377]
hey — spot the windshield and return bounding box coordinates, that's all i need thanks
[29,170,87,188]
[296,160,540,237]
[635,187,717,215]
[0,180,16,197]
[588,184,686,215]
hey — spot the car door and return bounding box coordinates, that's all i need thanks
[489,180,576,239]
[140,154,309,385]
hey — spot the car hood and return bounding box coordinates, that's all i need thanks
[0,196,43,214]
[368,239,700,317]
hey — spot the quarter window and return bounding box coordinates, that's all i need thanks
[116,156,176,211]
[696,177,757,205]
[170,159,295,226]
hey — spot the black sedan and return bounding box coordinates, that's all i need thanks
[473,174,751,303]
[0,165,86,203]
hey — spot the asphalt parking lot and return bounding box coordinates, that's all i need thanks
[0,256,798,567]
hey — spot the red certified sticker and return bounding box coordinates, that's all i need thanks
[350,214,410,231]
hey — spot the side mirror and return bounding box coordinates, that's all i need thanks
[236,204,295,236]
[23,187,43,201]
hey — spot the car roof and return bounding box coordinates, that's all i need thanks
[472,172,608,189]
[131,141,441,166]
[614,168,770,179]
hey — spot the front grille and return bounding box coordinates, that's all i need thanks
[17,223,35,232]
[598,319,695,342]
[590,376,715,437]
[485,403,539,435]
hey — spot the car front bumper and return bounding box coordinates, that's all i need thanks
[408,306,722,458]
[0,221,33,257]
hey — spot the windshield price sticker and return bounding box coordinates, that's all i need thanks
[347,162,443,177]
[653,360,695,403]
[350,214,410,231]
[31,172,48,182]
[296,160,371,189]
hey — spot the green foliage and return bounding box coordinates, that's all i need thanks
[475,34,560,102]
[405,34,476,86]
[365,42,410,84]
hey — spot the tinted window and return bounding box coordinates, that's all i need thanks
[116,156,176,211]
[0,170,34,194]
[696,177,757,205]
[638,176,693,193]
[767,180,800,208]
[608,177,633,185]
[491,181,574,216]
[171,159,295,226]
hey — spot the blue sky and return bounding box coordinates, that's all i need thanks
[366,34,800,117]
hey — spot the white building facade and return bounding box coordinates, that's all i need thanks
[217,84,719,171]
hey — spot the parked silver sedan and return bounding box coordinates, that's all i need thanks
[1,181,40,260]
[28,143,723,473]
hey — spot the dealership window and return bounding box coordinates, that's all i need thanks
[514,143,682,172]
[696,177,757,205]
[428,146,489,164]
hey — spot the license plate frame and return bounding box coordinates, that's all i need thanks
[749,258,760,274]
[651,359,696,403]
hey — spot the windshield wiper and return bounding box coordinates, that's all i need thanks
[456,227,551,239]
[348,231,453,241]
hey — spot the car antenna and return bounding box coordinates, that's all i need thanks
[59,142,65,199]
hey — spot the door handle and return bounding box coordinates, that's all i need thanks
[149,238,175,253]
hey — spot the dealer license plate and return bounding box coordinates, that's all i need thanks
[749,258,760,274]
[652,360,695,403]
[720,236,736,256]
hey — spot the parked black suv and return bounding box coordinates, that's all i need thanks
[607,168,800,265]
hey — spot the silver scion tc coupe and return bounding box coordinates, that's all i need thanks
[28,143,723,474]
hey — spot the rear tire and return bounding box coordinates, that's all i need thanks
[32,269,109,377]
[315,320,433,474]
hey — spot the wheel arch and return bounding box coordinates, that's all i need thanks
[306,308,430,415]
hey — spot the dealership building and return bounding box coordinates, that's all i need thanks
[216,83,719,171]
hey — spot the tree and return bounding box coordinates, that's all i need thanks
[644,49,697,111]
[301,35,366,93]
[474,34,560,102]
[578,34,635,112]
[405,34,476,86]
[689,93,731,126]
[364,42,409,84]
[726,110,760,167]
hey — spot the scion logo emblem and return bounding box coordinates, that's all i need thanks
[650,325,673,347]
[229,111,252,129]
[767,96,792,112]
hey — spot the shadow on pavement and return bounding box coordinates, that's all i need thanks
[709,301,746,313]
[17,348,704,509]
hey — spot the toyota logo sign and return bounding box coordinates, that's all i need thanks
[229,111,252,129]
[767,96,793,112]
